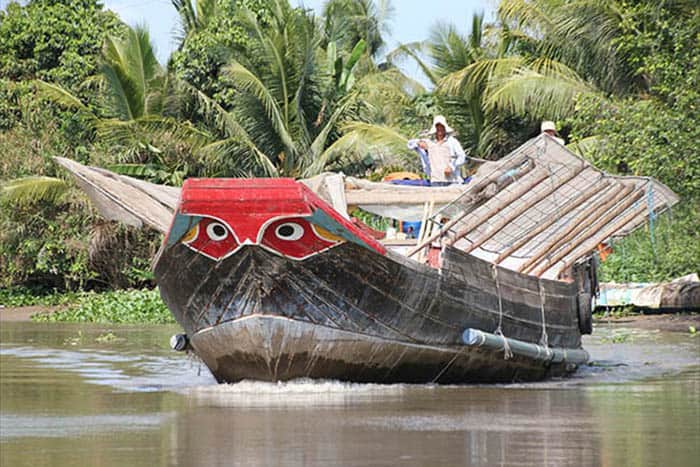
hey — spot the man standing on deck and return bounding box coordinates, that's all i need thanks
[408,115,467,186]
[541,120,565,145]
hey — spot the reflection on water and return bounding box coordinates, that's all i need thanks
[1,321,698,466]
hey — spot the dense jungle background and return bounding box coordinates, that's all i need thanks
[1,0,698,298]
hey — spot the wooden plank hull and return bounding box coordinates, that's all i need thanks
[155,242,586,383]
[190,315,571,384]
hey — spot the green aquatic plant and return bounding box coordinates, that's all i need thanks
[0,287,81,307]
[31,288,174,324]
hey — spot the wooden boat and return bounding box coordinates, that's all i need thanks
[55,135,679,384]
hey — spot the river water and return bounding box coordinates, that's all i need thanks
[0,321,698,466]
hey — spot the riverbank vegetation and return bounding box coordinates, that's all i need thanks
[1,287,173,323]
[1,0,698,320]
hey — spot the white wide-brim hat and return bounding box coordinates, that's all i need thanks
[428,115,454,134]
[541,120,557,132]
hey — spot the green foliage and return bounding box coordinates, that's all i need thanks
[100,25,164,120]
[563,2,700,284]
[611,0,699,104]
[31,288,174,324]
[599,205,700,283]
[567,94,700,202]
[0,79,25,129]
[592,305,636,320]
[352,208,391,232]
[170,0,272,102]
[322,0,394,58]
[2,0,698,293]
[0,287,81,307]
[0,192,94,290]
[0,176,68,207]
[0,0,125,90]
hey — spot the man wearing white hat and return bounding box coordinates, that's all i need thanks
[541,121,565,145]
[407,115,467,185]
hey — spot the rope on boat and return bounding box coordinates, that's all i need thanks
[491,264,513,360]
[647,183,657,259]
[537,280,550,347]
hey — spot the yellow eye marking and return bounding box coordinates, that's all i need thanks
[311,224,344,242]
[181,224,199,244]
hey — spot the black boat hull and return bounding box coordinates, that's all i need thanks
[189,315,574,383]
[155,242,587,383]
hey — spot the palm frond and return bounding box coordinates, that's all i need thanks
[185,85,278,176]
[386,42,439,87]
[307,121,408,177]
[498,0,555,31]
[428,22,478,77]
[438,56,523,96]
[101,35,138,120]
[308,92,358,162]
[33,80,99,128]
[1,177,69,207]
[100,25,164,120]
[225,61,298,160]
[484,64,593,120]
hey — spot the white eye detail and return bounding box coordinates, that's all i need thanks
[275,222,304,241]
[206,222,229,241]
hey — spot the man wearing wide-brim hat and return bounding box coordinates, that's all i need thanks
[407,115,467,185]
[541,120,565,145]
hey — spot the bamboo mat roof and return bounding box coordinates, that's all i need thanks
[417,135,679,279]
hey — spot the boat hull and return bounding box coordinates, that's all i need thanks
[155,242,587,384]
[190,315,572,384]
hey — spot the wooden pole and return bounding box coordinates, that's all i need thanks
[461,164,587,255]
[517,183,632,273]
[346,189,464,205]
[416,200,434,262]
[446,168,550,247]
[494,179,611,264]
[542,203,649,278]
[530,188,645,276]
[406,156,534,258]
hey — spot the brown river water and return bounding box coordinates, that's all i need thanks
[1,321,698,466]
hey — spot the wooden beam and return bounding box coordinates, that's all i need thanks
[462,164,587,255]
[406,156,534,258]
[543,203,649,277]
[446,168,550,247]
[345,189,464,205]
[494,178,611,264]
[517,183,633,273]
[530,188,645,276]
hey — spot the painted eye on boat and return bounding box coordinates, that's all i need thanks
[275,222,304,241]
[206,222,229,241]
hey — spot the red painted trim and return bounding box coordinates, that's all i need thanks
[176,178,386,256]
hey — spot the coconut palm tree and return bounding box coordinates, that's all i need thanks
[172,0,219,44]
[35,24,211,183]
[388,13,513,155]
[322,0,394,58]
[393,10,599,157]
[188,0,395,178]
[497,0,642,95]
